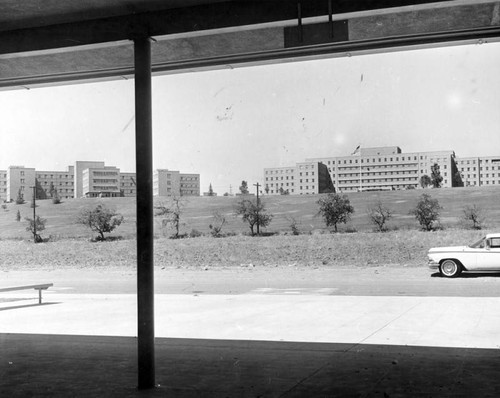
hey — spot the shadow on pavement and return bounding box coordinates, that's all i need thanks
[0,302,60,312]
[431,272,500,279]
[2,333,500,397]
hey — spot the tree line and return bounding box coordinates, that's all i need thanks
[6,190,485,243]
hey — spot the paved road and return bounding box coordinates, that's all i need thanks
[3,266,500,296]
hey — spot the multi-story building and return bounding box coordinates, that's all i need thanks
[82,166,121,198]
[120,172,137,197]
[7,166,36,203]
[153,169,200,197]
[0,170,7,201]
[264,166,296,195]
[306,146,459,192]
[179,173,201,196]
[265,146,465,195]
[74,161,106,198]
[264,162,334,195]
[1,161,199,201]
[36,166,75,200]
[455,156,500,187]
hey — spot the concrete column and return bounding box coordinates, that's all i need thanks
[134,37,155,390]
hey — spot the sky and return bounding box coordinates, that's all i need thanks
[1,41,499,194]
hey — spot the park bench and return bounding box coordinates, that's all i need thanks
[0,283,53,304]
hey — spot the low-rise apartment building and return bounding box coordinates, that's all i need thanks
[120,172,137,197]
[264,162,334,195]
[153,169,200,197]
[455,156,500,187]
[82,166,121,198]
[1,161,199,201]
[7,166,36,203]
[0,170,7,201]
[36,166,75,199]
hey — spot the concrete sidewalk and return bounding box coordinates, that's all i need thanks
[1,292,500,349]
[1,291,500,396]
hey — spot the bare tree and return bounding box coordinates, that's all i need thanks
[155,196,185,238]
[209,211,226,237]
[462,204,484,230]
[368,201,393,232]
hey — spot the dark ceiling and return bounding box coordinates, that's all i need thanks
[0,0,498,89]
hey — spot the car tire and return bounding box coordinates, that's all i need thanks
[440,259,462,278]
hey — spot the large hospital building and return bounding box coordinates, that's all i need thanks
[264,146,500,194]
[0,161,200,203]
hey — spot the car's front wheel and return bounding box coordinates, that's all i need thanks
[440,259,462,278]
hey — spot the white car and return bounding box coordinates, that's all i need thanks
[428,233,500,277]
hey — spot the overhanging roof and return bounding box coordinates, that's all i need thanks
[1,0,500,89]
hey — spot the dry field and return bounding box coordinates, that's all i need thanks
[0,229,490,271]
[1,187,499,271]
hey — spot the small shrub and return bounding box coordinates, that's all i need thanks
[234,199,273,236]
[15,210,21,222]
[343,225,358,234]
[317,193,354,233]
[462,204,484,230]
[25,215,46,243]
[15,189,25,205]
[76,203,124,241]
[170,232,188,240]
[1,204,7,211]
[189,229,203,238]
[409,193,442,231]
[286,216,301,235]
[209,211,226,237]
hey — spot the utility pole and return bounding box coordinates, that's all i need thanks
[254,183,260,235]
[31,186,36,243]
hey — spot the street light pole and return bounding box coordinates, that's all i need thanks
[31,186,36,242]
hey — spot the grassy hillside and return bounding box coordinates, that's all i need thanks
[1,186,499,240]
[0,229,491,270]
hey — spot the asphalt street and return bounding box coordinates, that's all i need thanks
[3,266,500,297]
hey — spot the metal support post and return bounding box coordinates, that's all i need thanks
[134,36,155,390]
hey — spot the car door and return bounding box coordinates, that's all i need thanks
[476,238,500,270]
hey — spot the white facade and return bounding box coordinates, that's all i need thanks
[264,162,334,195]
[82,166,121,197]
[74,161,105,198]
[456,156,500,187]
[120,172,137,197]
[264,166,296,195]
[307,147,457,192]
[36,166,75,199]
[0,170,7,201]
[153,169,200,197]
[7,166,36,202]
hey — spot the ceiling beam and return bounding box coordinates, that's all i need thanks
[0,0,499,90]
[0,0,456,55]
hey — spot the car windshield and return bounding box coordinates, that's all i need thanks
[469,237,486,248]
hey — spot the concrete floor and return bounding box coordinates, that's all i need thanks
[2,290,500,396]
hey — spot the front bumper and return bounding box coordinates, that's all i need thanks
[428,258,440,271]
